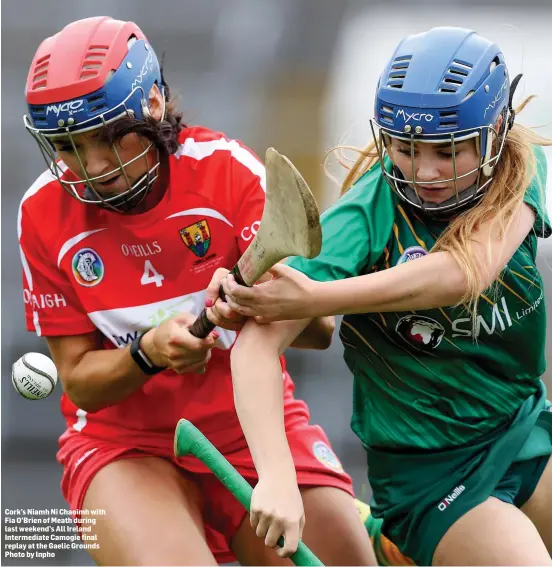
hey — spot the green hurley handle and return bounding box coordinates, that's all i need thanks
[174,419,324,566]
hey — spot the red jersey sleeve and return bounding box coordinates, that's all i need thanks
[229,141,266,255]
[18,200,96,337]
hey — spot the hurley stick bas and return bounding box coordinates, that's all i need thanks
[189,148,322,338]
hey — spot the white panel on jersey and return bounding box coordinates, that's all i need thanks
[18,169,59,291]
[165,207,233,226]
[88,289,236,350]
[18,169,61,336]
[175,137,266,192]
[57,228,108,267]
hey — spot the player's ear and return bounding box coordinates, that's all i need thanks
[146,83,164,121]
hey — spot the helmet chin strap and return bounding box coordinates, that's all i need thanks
[83,181,151,213]
[507,73,523,130]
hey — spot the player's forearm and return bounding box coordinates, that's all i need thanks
[317,251,467,315]
[64,343,152,413]
[231,322,299,479]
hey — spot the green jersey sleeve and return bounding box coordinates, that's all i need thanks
[524,145,550,238]
[287,163,396,281]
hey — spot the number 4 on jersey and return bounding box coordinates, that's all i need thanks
[141,260,164,288]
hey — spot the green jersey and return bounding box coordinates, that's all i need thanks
[288,147,550,450]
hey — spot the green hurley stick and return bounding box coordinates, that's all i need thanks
[174,419,324,566]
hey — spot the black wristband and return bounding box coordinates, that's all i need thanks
[130,332,166,375]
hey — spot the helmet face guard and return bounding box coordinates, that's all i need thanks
[372,27,519,215]
[24,89,163,213]
[369,114,510,214]
[24,17,164,213]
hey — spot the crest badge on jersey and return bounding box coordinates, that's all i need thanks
[312,441,344,472]
[179,220,211,257]
[395,314,445,351]
[72,248,104,287]
[397,246,427,265]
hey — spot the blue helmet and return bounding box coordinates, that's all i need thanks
[370,27,518,214]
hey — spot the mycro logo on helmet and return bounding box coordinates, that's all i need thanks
[46,100,85,117]
[395,109,434,123]
[131,48,155,92]
[484,78,509,118]
[437,485,465,511]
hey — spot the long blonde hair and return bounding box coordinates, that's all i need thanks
[327,97,552,321]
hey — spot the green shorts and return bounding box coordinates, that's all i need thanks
[367,383,552,566]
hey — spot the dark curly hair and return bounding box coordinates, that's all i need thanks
[100,65,186,155]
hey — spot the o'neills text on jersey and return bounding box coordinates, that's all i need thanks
[121,242,162,258]
[437,485,465,511]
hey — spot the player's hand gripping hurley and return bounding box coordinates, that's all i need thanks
[174,419,324,566]
[189,148,322,338]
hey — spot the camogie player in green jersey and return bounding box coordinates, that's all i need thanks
[210,27,552,565]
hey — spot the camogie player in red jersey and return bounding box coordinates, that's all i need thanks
[19,16,377,566]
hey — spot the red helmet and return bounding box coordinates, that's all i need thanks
[26,16,149,106]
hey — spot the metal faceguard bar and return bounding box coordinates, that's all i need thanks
[23,88,164,213]
[368,110,511,214]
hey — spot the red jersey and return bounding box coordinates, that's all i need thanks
[18,126,299,450]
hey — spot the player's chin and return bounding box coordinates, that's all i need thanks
[416,188,456,204]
